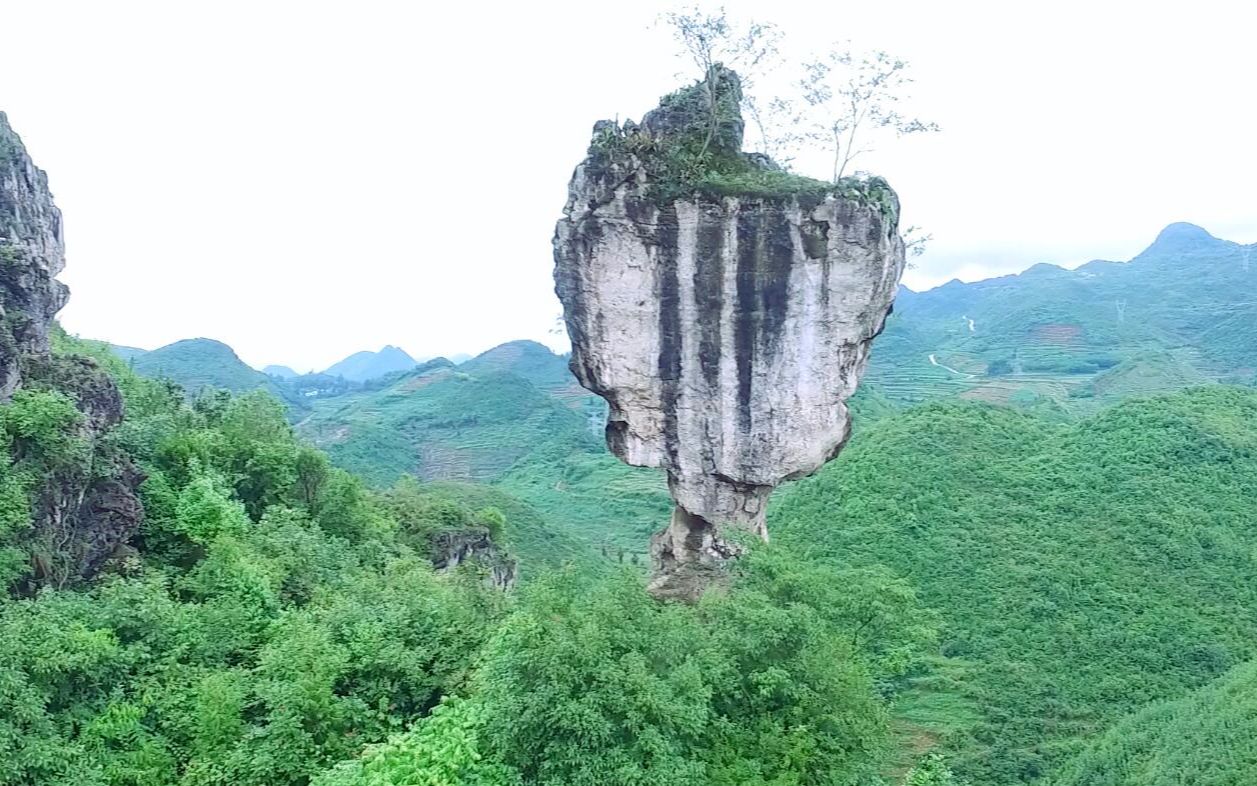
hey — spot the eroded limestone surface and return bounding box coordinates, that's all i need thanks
[554,73,906,599]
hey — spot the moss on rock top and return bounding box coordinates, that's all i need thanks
[585,66,897,218]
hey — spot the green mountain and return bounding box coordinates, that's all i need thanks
[131,338,282,396]
[460,340,577,394]
[866,223,1256,410]
[1052,658,1257,786]
[264,364,299,378]
[771,385,1257,785]
[297,344,670,556]
[297,362,583,485]
[98,223,1257,784]
[109,343,147,361]
[322,345,418,382]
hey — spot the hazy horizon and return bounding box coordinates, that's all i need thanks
[101,217,1253,374]
[4,0,1255,370]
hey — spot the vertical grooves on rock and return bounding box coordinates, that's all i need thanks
[758,202,794,358]
[695,205,725,390]
[718,204,740,483]
[734,208,758,435]
[552,94,906,599]
[558,219,594,378]
[656,205,682,469]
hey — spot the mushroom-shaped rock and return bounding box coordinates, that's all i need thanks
[553,69,906,599]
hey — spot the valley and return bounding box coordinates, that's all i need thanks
[3,5,1256,782]
[94,221,1257,785]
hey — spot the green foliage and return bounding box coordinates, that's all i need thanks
[866,224,1256,411]
[0,330,527,786]
[314,697,519,786]
[697,549,901,786]
[477,569,714,786]
[0,384,100,587]
[300,367,588,486]
[903,754,968,786]
[297,350,648,569]
[1052,658,1257,786]
[423,480,596,574]
[772,386,1257,784]
[589,71,898,212]
[171,467,249,544]
[470,548,919,786]
[495,434,672,560]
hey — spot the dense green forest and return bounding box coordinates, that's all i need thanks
[1051,658,1257,786]
[0,334,516,784]
[13,323,1257,785]
[771,386,1257,784]
[96,245,1257,785]
[0,332,962,786]
[7,5,1257,781]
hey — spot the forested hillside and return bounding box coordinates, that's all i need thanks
[295,345,670,558]
[866,223,1256,409]
[114,228,1257,549]
[0,335,520,784]
[17,326,1257,785]
[98,223,1257,785]
[1051,658,1257,786]
[771,385,1257,784]
[0,332,945,786]
[130,338,282,397]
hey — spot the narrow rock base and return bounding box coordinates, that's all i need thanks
[647,504,765,602]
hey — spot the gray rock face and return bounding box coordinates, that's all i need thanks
[0,111,69,396]
[554,73,906,599]
[20,354,145,589]
[429,528,518,591]
[0,113,145,591]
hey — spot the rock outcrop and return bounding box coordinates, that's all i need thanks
[0,112,69,397]
[554,69,906,599]
[0,112,144,590]
[429,527,517,591]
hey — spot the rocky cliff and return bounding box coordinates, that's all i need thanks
[0,112,143,590]
[0,112,69,397]
[554,70,906,599]
[429,527,518,591]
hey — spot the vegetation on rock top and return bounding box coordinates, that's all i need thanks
[588,67,899,217]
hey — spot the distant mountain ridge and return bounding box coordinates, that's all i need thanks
[131,338,279,395]
[109,344,148,361]
[321,345,418,382]
[866,222,1255,410]
[110,222,1254,423]
[263,364,299,378]
[460,340,577,393]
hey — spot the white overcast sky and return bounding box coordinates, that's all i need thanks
[3,0,1254,371]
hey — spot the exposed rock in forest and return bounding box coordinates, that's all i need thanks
[0,112,69,398]
[554,68,906,600]
[0,113,144,590]
[429,527,518,591]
